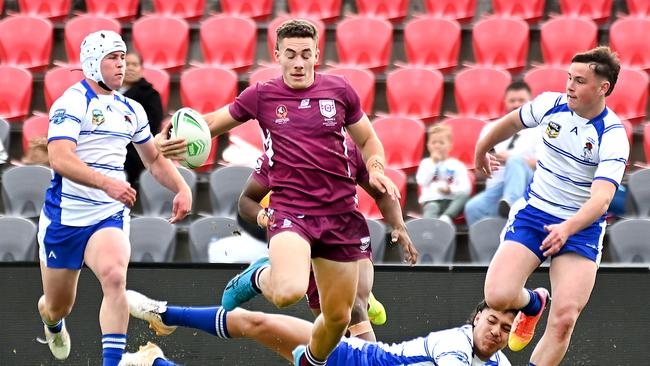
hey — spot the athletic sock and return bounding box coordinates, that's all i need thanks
[43,318,63,333]
[299,346,327,366]
[520,289,542,316]
[153,358,179,366]
[529,363,538,366]
[161,306,230,338]
[251,266,268,294]
[102,333,126,366]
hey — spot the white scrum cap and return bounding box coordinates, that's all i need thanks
[80,30,126,87]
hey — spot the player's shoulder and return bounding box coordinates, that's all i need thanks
[490,350,511,366]
[318,73,350,90]
[55,82,87,105]
[120,93,147,115]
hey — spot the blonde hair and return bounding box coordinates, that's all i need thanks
[427,124,452,141]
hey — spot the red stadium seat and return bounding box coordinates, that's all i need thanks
[385,67,444,123]
[0,66,32,122]
[199,15,256,72]
[326,67,375,115]
[180,67,238,114]
[44,66,84,110]
[64,15,121,66]
[228,121,264,152]
[423,0,476,23]
[454,67,512,120]
[559,0,613,23]
[248,66,282,86]
[357,167,407,219]
[610,17,650,72]
[142,67,170,112]
[16,0,70,21]
[620,119,633,146]
[627,0,650,17]
[441,117,487,168]
[288,0,342,22]
[151,0,204,21]
[335,17,393,72]
[523,65,568,97]
[540,16,597,67]
[492,0,545,23]
[403,16,461,73]
[472,16,529,73]
[84,0,139,21]
[0,15,52,72]
[132,15,189,73]
[220,0,273,21]
[355,0,409,22]
[372,116,426,174]
[644,124,650,164]
[22,115,49,152]
[267,15,326,66]
[606,68,649,126]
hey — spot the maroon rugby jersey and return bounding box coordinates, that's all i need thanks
[229,73,365,214]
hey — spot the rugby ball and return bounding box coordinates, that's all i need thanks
[170,107,211,169]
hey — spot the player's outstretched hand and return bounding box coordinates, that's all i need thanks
[169,187,192,224]
[154,123,187,160]
[391,226,418,265]
[475,152,500,178]
[101,177,136,207]
[369,172,401,201]
[541,223,570,257]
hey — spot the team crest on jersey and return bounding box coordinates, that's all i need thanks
[92,109,105,126]
[319,100,337,118]
[51,109,66,124]
[581,137,595,161]
[546,121,561,138]
[360,236,371,252]
[274,105,289,124]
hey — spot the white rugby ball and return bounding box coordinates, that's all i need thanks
[170,107,211,169]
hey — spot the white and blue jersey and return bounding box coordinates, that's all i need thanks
[327,325,510,366]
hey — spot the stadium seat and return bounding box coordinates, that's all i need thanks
[209,166,254,217]
[21,115,49,153]
[248,66,282,86]
[228,121,265,152]
[326,67,375,115]
[357,167,407,220]
[1,165,51,218]
[540,16,598,67]
[188,216,240,262]
[44,66,85,110]
[621,119,633,146]
[423,0,476,23]
[0,217,37,262]
[142,67,170,112]
[472,16,529,73]
[628,169,650,217]
[335,16,393,72]
[0,65,32,122]
[366,218,386,263]
[372,116,425,174]
[645,124,650,164]
[198,15,257,72]
[288,0,342,22]
[385,67,444,122]
[267,15,326,66]
[132,15,189,73]
[523,65,568,97]
[441,117,487,168]
[64,15,121,66]
[151,0,204,21]
[355,0,409,22]
[492,0,545,22]
[0,15,52,72]
[0,118,9,153]
[606,68,649,125]
[454,67,511,120]
[220,0,273,21]
[608,219,650,263]
[180,67,238,114]
[129,217,176,262]
[139,167,197,217]
[403,16,461,73]
[610,17,650,72]
[468,217,507,264]
[16,0,70,21]
[405,218,456,264]
[559,0,613,23]
[626,0,650,17]
[84,0,139,21]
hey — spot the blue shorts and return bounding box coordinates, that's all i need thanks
[38,211,129,269]
[327,337,432,366]
[501,200,606,264]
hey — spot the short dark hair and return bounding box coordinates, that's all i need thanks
[126,51,143,65]
[571,46,621,96]
[466,300,518,324]
[505,80,531,95]
[275,19,319,51]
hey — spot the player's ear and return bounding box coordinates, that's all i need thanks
[599,80,610,96]
[274,48,280,62]
[314,47,320,63]
[473,312,480,327]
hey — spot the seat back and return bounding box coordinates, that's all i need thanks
[406,218,456,264]
[44,66,85,110]
[404,17,461,72]
[423,0,476,23]
[189,216,240,262]
[287,0,342,22]
[64,16,121,66]
[1,165,52,218]
[327,67,375,114]
[336,16,393,71]
[0,65,32,121]
[0,15,52,71]
[608,219,650,263]
[209,166,254,217]
[472,17,529,71]
[129,217,176,262]
[17,0,70,20]
[22,115,49,153]
[628,169,650,217]
[366,218,386,263]
[492,0,545,22]
[540,16,597,67]
[143,67,170,112]
[606,68,649,125]
[0,118,9,153]
[372,116,425,173]
[151,0,205,20]
[559,0,613,23]
[441,117,487,168]
[454,67,511,120]
[386,67,444,121]
[180,67,238,114]
[220,0,273,20]
[139,167,197,217]
[626,0,650,17]
[355,0,409,22]
[200,15,257,71]
[85,0,139,21]
[468,217,507,264]
[524,65,568,97]
[132,15,189,72]
[610,17,650,71]
[0,217,37,261]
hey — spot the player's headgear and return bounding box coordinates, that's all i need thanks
[80,30,126,91]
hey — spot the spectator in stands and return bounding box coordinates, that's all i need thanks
[416,124,471,225]
[464,81,537,225]
[21,136,49,166]
[119,52,163,188]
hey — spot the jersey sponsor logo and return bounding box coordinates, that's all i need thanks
[92,109,105,126]
[281,218,293,228]
[298,99,311,109]
[275,105,289,124]
[360,236,371,252]
[319,100,337,118]
[546,121,561,138]
[51,109,66,125]
[581,138,594,161]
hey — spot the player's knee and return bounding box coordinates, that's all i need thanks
[484,285,515,310]
[46,302,74,320]
[98,266,127,293]
[238,310,267,335]
[322,306,352,329]
[270,285,305,308]
[548,304,582,340]
[350,300,368,325]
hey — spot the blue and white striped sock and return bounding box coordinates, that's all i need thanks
[161,305,230,338]
[43,318,63,334]
[102,333,126,366]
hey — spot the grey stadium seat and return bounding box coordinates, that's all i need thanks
[366,218,386,263]
[209,166,254,218]
[139,166,196,217]
[129,217,176,262]
[628,168,650,217]
[468,217,508,264]
[0,118,9,154]
[1,165,52,218]
[189,216,240,262]
[607,218,650,263]
[405,218,456,264]
[0,217,37,261]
